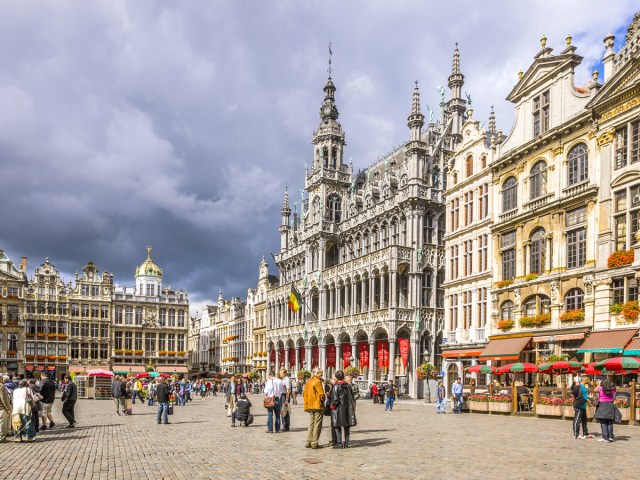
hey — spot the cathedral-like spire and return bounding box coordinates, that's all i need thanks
[282,187,289,210]
[407,81,424,141]
[452,43,461,76]
[448,43,464,99]
[320,43,339,123]
[488,105,496,133]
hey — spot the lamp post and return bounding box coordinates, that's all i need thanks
[423,349,432,404]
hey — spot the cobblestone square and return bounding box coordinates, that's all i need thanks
[3,394,639,480]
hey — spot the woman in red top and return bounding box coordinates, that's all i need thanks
[371,383,378,404]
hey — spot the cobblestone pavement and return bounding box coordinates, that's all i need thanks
[3,395,639,479]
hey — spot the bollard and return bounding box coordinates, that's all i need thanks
[533,382,539,414]
[512,382,518,414]
[632,381,637,423]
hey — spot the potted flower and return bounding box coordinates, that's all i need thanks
[621,301,640,323]
[559,309,585,322]
[168,351,177,356]
[488,394,512,413]
[525,273,539,282]
[177,351,186,355]
[47,355,56,361]
[416,362,438,380]
[37,333,45,338]
[114,349,123,355]
[297,369,311,380]
[562,397,575,418]
[124,349,133,355]
[26,333,35,338]
[158,350,167,355]
[614,397,630,422]
[247,371,261,381]
[344,366,361,378]
[36,355,46,361]
[134,350,144,355]
[497,279,514,288]
[25,354,35,360]
[48,333,57,339]
[57,355,67,361]
[7,350,17,356]
[497,319,514,330]
[536,396,563,416]
[468,393,489,412]
[58,333,67,339]
[607,249,634,268]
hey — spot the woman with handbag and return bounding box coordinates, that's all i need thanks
[263,372,283,433]
[11,380,36,442]
[330,370,357,449]
[594,379,617,442]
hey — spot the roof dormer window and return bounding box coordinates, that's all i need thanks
[533,90,550,137]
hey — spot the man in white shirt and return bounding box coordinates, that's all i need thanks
[279,368,292,432]
[264,372,285,433]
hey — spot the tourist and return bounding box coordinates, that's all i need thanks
[452,377,463,414]
[291,377,299,405]
[155,378,171,425]
[384,380,396,411]
[111,376,126,415]
[61,374,77,428]
[303,368,325,449]
[571,377,592,439]
[371,382,378,404]
[330,370,357,448]
[39,374,56,429]
[147,379,156,406]
[0,376,12,443]
[124,380,133,415]
[594,378,616,442]
[436,380,446,414]
[233,393,253,427]
[325,377,338,446]
[12,380,36,442]
[377,383,385,405]
[226,376,238,417]
[345,375,360,413]
[263,371,284,433]
[279,368,292,432]
[27,378,42,432]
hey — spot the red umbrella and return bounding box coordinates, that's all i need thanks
[159,373,172,378]
[135,372,150,378]
[465,364,498,374]
[496,362,539,374]
[594,357,640,372]
[538,361,584,373]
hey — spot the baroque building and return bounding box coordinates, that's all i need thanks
[208,290,250,375]
[264,49,464,397]
[0,250,27,373]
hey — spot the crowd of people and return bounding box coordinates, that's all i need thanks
[0,372,76,443]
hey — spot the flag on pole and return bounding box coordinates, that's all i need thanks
[288,284,302,313]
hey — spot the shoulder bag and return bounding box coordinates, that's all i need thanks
[263,396,275,408]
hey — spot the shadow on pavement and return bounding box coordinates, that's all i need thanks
[349,437,391,448]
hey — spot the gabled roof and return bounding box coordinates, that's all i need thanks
[506,51,583,103]
[586,55,640,111]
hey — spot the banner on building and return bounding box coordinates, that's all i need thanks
[359,342,369,368]
[343,343,352,367]
[398,338,410,368]
[299,346,305,368]
[327,344,336,368]
[289,347,296,369]
[377,340,389,368]
[270,349,275,364]
[312,345,319,368]
[279,348,285,366]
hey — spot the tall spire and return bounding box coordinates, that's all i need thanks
[407,81,424,141]
[282,187,289,210]
[452,43,461,75]
[320,42,339,123]
[488,105,496,133]
[448,42,464,99]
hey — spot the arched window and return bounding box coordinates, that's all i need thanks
[523,295,551,316]
[529,228,546,274]
[502,177,517,212]
[311,288,319,318]
[422,269,433,306]
[423,214,434,244]
[529,161,547,199]
[381,222,388,248]
[567,143,588,186]
[465,155,473,177]
[331,147,337,168]
[501,301,514,321]
[564,288,584,311]
[327,194,341,222]
[322,147,329,167]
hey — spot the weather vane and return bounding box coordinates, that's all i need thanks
[328,42,332,78]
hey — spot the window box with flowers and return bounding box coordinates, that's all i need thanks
[7,350,17,357]
[114,349,123,355]
[536,396,563,416]
[468,393,489,412]
[57,355,67,361]
[26,333,35,338]
[559,309,584,322]
[159,350,167,356]
[47,355,56,361]
[519,313,551,328]
[497,280,514,289]
[48,333,57,339]
[124,349,133,355]
[177,351,186,356]
[488,394,512,413]
[37,333,45,338]
[525,273,539,282]
[58,333,67,339]
[497,319,514,330]
[621,301,640,323]
[607,249,634,268]
[36,355,46,361]
[25,355,35,360]
[167,351,177,356]
[134,350,144,355]
[614,397,630,422]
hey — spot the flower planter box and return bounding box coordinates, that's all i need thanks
[536,404,563,416]
[619,408,630,422]
[587,405,595,419]
[489,402,512,413]
[563,406,575,418]
[450,399,469,411]
[468,401,489,412]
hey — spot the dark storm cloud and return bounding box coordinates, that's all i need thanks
[0,1,635,309]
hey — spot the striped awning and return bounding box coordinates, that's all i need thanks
[479,336,531,361]
[442,349,483,359]
[623,337,640,356]
[577,328,638,354]
[156,365,188,374]
[532,333,585,343]
[69,366,86,374]
[112,365,146,374]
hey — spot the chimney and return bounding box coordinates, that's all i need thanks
[20,257,27,273]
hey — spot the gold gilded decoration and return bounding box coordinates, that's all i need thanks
[516,163,525,173]
[551,145,564,155]
[597,129,615,146]
[600,97,640,122]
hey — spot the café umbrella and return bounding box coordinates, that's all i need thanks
[594,357,640,372]
[465,364,498,374]
[496,363,539,374]
[537,361,584,373]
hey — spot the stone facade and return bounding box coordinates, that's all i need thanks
[0,250,27,373]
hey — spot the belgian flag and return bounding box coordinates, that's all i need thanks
[288,284,302,313]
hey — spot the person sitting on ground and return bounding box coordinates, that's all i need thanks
[233,393,253,427]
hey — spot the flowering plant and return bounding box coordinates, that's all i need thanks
[37,333,45,338]
[134,350,144,355]
[159,350,167,355]
[124,349,133,354]
[416,362,438,379]
[610,304,623,315]
[114,349,123,354]
[614,397,630,409]
[562,397,574,406]
[621,301,640,322]
[489,394,512,403]
[497,319,514,330]
[469,394,489,402]
[559,309,584,322]
[537,396,563,406]
[525,273,539,281]
[58,333,67,339]
[497,280,514,288]
[48,333,57,339]
[607,249,634,268]
[297,369,311,379]
[520,313,551,327]
[344,366,361,377]
[177,351,186,355]
[247,371,261,381]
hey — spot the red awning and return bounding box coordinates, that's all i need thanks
[69,366,86,373]
[480,336,531,361]
[25,365,34,371]
[442,349,483,358]
[47,366,55,371]
[578,328,638,353]
[623,337,640,356]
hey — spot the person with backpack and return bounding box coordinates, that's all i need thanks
[436,380,447,414]
[571,376,593,439]
[594,378,617,442]
[111,376,126,415]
